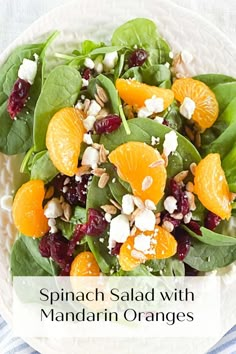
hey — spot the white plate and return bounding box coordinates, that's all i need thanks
[0,0,236,353]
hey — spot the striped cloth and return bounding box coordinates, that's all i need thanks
[0,315,236,354]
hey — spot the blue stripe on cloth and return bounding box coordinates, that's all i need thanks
[0,314,235,353]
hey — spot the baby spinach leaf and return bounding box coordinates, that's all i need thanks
[80,40,105,55]
[207,121,236,158]
[219,97,236,125]
[194,74,236,88]
[222,143,236,191]
[30,150,58,183]
[90,45,123,56]
[112,18,158,48]
[96,74,120,114]
[184,239,236,271]
[33,65,82,151]
[184,225,236,247]
[213,82,236,113]
[145,259,167,272]
[56,206,87,240]
[162,258,185,276]
[141,64,171,86]
[164,101,183,131]
[10,235,56,276]
[122,67,143,81]
[113,265,153,276]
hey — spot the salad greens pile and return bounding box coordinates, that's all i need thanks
[1,18,236,277]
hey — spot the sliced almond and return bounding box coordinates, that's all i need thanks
[109,198,122,210]
[190,162,197,176]
[149,159,165,168]
[161,153,168,167]
[171,212,183,220]
[61,202,72,221]
[186,191,196,211]
[92,143,101,150]
[162,220,174,233]
[96,108,109,120]
[84,98,91,114]
[101,204,117,215]
[96,84,108,103]
[92,167,106,177]
[174,170,189,183]
[98,173,110,188]
[130,225,137,236]
[94,93,105,108]
[99,144,109,163]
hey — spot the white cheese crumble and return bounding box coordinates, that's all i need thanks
[83,133,93,145]
[83,115,96,131]
[184,212,192,224]
[87,100,101,116]
[81,146,99,169]
[18,54,38,85]
[142,176,153,191]
[122,194,135,215]
[151,136,160,146]
[137,107,151,118]
[84,57,95,69]
[94,61,103,74]
[0,195,13,211]
[163,130,178,157]
[134,209,156,231]
[180,97,196,120]
[108,214,130,250]
[75,100,84,110]
[44,198,63,219]
[154,116,164,124]
[103,51,118,71]
[164,196,178,214]
[134,234,152,253]
[164,62,170,68]
[105,212,112,223]
[48,218,58,233]
[145,96,164,113]
[82,78,89,87]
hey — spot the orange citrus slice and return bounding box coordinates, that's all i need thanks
[109,142,167,204]
[46,107,85,176]
[70,251,100,276]
[12,180,49,237]
[116,78,174,108]
[119,225,177,271]
[172,78,219,129]
[194,153,232,220]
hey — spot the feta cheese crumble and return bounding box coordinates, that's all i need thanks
[164,196,178,214]
[122,194,135,215]
[163,130,178,157]
[138,96,164,118]
[18,54,38,85]
[180,97,196,120]
[82,78,89,87]
[83,115,96,131]
[81,147,99,169]
[44,198,63,219]
[134,209,156,231]
[108,214,130,250]
[83,133,93,145]
[87,100,101,116]
[103,51,118,71]
[84,57,95,69]
[134,234,152,253]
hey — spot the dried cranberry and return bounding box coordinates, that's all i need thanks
[84,208,108,236]
[52,174,92,207]
[169,179,182,201]
[204,211,221,231]
[128,49,148,68]
[169,179,189,216]
[162,119,169,126]
[39,233,51,257]
[111,242,122,255]
[7,78,31,119]
[179,192,190,216]
[162,214,181,228]
[175,231,191,261]
[60,262,72,276]
[184,264,198,276]
[82,68,92,80]
[187,220,202,235]
[94,115,122,134]
[49,232,71,268]
[67,224,86,257]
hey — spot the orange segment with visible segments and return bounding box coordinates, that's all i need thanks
[46,107,86,176]
[119,226,177,271]
[194,153,231,220]
[172,78,219,129]
[109,142,167,204]
[70,251,100,276]
[116,78,174,109]
[12,180,49,238]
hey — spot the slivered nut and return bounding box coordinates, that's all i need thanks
[92,143,101,150]
[96,84,108,103]
[76,165,91,176]
[132,196,144,209]
[171,212,183,220]
[109,198,122,210]
[63,177,70,186]
[101,204,117,215]
[142,176,153,191]
[186,191,196,211]
[98,173,109,188]
[92,167,106,177]
[149,159,165,168]
[155,213,161,225]
[186,181,194,193]
[84,98,91,113]
[94,93,105,107]
[99,144,109,163]
[162,220,174,232]
[61,202,72,221]
[96,108,109,120]
[185,126,195,141]
[174,170,189,183]
[190,162,197,176]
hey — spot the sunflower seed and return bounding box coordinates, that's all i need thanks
[101,204,117,215]
[98,173,110,188]
[174,170,189,183]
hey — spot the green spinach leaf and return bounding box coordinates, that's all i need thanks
[194,74,236,88]
[33,65,82,151]
[30,150,58,183]
[184,225,236,247]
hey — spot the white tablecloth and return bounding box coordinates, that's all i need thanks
[0,0,235,353]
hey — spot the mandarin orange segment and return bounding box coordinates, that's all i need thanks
[119,226,177,271]
[172,78,219,129]
[109,142,167,204]
[194,153,232,220]
[70,251,100,276]
[116,78,174,109]
[12,180,49,238]
[46,107,86,176]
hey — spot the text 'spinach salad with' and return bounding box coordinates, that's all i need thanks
[1,18,236,278]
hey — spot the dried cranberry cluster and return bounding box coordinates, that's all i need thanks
[7,78,31,119]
